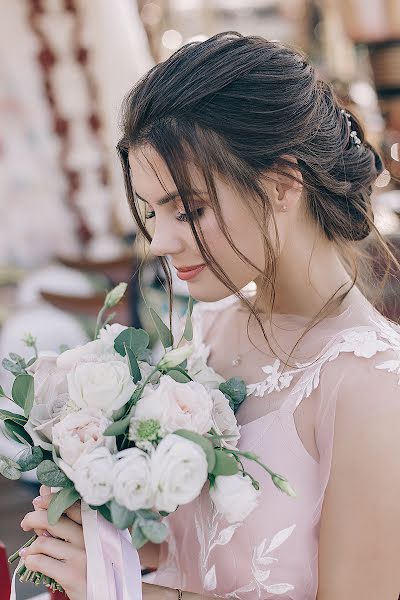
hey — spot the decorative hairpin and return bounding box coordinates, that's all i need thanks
[340,108,362,149]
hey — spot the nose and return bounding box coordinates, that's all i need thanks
[149,218,185,258]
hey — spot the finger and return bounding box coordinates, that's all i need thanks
[40,485,52,501]
[22,536,74,562]
[24,553,66,586]
[21,511,84,548]
[64,501,82,525]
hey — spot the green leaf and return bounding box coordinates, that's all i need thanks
[0,455,21,480]
[37,460,72,488]
[174,429,216,473]
[166,369,191,383]
[48,487,80,526]
[9,353,24,363]
[183,297,194,341]
[2,358,24,376]
[17,446,44,472]
[211,449,239,477]
[131,519,148,549]
[135,509,160,521]
[0,409,27,426]
[139,518,169,544]
[114,328,150,358]
[0,385,5,397]
[12,374,34,416]
[103,414,131,436]
[90,503,112,523]
[149,308,173,349]
[3,421,33,445]
[125,346,141,384]
[110,500,136,529]
[219,377,247,413]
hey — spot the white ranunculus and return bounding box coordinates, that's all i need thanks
[25,353,70,449]
[133,375,213,436]
[210,389,241,448]
[70,447,115,506]
[113,448,154,511]
[210,473,261,523]
[151,434,208,512]
[67,360,136,415]
[56,339,109,370]
[98,323,128,348]
[187,346,225,390]
[52,409,116,466]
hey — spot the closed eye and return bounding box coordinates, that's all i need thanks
[145,208,205,222]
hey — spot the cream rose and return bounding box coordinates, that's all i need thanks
[210,389,241,448]
[210,473,261,523]
[187,344,225,390]
[52,409,116,466]
[113,448,154,511]
[151,433,208,512]
[98,323,128,348]
[67,360,136,415]
[133,375,213,437]
[71,447,115,506]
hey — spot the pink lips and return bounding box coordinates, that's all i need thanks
[175,264,206,281]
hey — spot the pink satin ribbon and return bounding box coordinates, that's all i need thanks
[10,503,142,600]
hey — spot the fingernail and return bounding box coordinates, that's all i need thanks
[19,549,27,557]
[32,496,42,506]
[42,530,51,537]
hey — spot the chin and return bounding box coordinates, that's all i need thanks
[187,275,254,303]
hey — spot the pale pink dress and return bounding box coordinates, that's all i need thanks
[151,284,400,599]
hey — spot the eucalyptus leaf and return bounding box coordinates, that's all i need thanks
[219,377,247,412]
[183,296,194,341]
[0,455,21,480]
[17,446,43,472]
[110,500,136,529]
[149,308,173,349]
[90,503,112,524]
[48,487,80,526]
[139,518,168,544]
[37,460,72,488]
[4,420,33,445]
[166,369,191,383]
[0,409,27,426]
[0,385,5,397]
[9,353,24,363]
[2,358,24,376]
[114,328,149,358]
[125,346,141,384]
[131,519,148,549]
[136,509,160,521]
[174,429,216,472]
[12,374,34,416]
[103,414,131,436]
[211,449,239,477]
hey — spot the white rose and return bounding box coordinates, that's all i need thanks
[113,448,154,511]
[98,323,128,348]
[56,339,110,370]
[210,390,241,448]
[133,375,213,436]
[187,346,225,390]
[70,447,115,506]
[151,434,208,512]
[25,353,70,450]
[67,360,136,415]
[52,409,116,466]
[210,473,261,523]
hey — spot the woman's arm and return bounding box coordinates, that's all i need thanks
[317,363,400,599]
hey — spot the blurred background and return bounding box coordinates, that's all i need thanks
[0,0,400,597]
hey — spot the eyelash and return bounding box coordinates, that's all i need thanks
[145,207,205,222]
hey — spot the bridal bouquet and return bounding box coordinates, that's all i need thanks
[0,283,295,594]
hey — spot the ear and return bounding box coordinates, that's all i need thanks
[263,155,303,212]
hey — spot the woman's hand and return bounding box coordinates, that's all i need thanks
[20,485,86,600]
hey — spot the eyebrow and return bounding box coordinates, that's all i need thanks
[135,190,208,206]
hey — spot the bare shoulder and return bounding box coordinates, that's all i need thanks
[317,348,400,599]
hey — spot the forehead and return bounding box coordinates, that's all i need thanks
[128,145,205,198]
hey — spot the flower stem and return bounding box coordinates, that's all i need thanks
[8,534,37,563]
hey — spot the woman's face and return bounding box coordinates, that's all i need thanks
[128,146,274,302]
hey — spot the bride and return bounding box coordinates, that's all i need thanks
[20,32,400,599]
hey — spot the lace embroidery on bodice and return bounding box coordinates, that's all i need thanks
[155,292,400,599]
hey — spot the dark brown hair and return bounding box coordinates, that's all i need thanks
[117,31,398,362]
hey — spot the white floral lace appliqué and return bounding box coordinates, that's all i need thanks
[246,359,293,398]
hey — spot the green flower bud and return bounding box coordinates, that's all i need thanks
[131,419,160,442]
[158,346,193,370]
[105,283,128,308]
[21,332,37,347]
[271,474,296,497]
